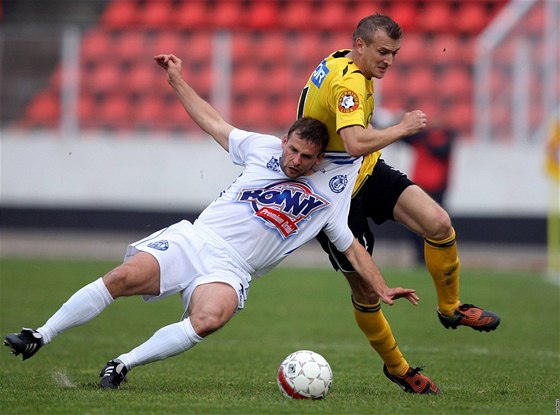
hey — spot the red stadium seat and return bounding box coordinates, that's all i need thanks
[419,2,452,33]
[434,35,475,67]
[233,95,272,132]
[87,61,121,95]
[81,28,113,63]
[280,2,315,31]
[133,96,165,127]
[125,63,159,95]
[172,1,209,29]
[265,66,293,97]
[315,2,352,32]
[429,35,464,66]
[376,70,403,98]
[406,66,435,99]
[413,98,440,122]
[152,32,184,56]
[183,32,212,62]
[445,98,473,134]
[330,32,352,51]
[99,94,131,129]
[246,0,279,29]
[232,64,262,97]
[383,1,416,33]
[114,31,147,64]
[439,66,472,102]
[453,2,489,34]
[212,1,246,29]
[101,0,138,28]
[231,32,254,63]
[297,32,336,70]
[257,32,289,66]
[139,0,173,28]
[24,90,60,128]
[350,2,382,24]
[395,34,426,66]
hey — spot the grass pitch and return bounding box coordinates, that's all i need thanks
[0,258,558,414]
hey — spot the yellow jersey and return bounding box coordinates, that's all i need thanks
[298,50,380,195]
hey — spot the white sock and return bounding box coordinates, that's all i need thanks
[37,277,114,344]
[117,318,203,370]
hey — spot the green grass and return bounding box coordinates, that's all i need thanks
[0,258,558,414]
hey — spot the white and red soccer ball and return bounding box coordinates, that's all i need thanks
[277,350,333,399]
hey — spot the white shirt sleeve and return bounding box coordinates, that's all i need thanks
[323,220,354,254]
[228,128,265,166]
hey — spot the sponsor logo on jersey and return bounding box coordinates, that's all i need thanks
[311,60,329,88]
[266,156,281,172]
[237,180,330,238]
[329,175,348,193]
[337,90,359,113]
[147,240,169,251]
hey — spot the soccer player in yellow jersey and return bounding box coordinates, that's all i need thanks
[298,13,500,394]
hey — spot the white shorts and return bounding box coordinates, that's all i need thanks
[125,220,250,314]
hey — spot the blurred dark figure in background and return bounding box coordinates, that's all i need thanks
[404,126,456,266]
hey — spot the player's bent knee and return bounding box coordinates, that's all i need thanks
[189,313,229,338]
[427,208,453,240]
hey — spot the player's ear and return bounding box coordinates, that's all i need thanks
[355,37,366,53]
[281,134,288,145]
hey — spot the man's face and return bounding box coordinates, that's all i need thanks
[280,133,324,179]
[356,29,401,79]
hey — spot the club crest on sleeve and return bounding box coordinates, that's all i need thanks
[329,175,348,193]
[147,240,169,251]
[337,90,359,113]
[236,180,330,238]
[266,156,281,172]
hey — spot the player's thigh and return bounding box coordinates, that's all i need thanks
[393,185,451,238]
[362,159,413,225]
[103,252,161,298]
[188,282,239,336]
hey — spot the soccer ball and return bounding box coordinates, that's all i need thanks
[277,350,333,399]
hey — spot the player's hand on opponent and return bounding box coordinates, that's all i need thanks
[400,110,428,137]
[380,287,419,306]
[154,54,183,84]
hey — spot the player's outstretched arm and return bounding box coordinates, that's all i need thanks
[339,110,428,157]
[343,239,419,306]
[154,54,234,151]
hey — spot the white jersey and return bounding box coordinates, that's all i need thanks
[196,128,361,278]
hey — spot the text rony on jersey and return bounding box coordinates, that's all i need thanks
[236,180,330,238]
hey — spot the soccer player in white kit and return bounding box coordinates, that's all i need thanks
[4,54,418,390]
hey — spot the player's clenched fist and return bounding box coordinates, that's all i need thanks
[400,110,428,136]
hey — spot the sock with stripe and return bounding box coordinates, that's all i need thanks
[352,298,409,377]
[424,227,461,316]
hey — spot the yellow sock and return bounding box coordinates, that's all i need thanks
[424,227,461,316]
[352,298,409,377]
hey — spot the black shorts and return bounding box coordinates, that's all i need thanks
[317,159,414,272]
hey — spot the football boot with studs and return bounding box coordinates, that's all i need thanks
[99,359,128,389]
[383,364,441,394]
[438,303,500,332]
[4,328,43,360]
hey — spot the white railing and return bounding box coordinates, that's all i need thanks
[474,0,560,143]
